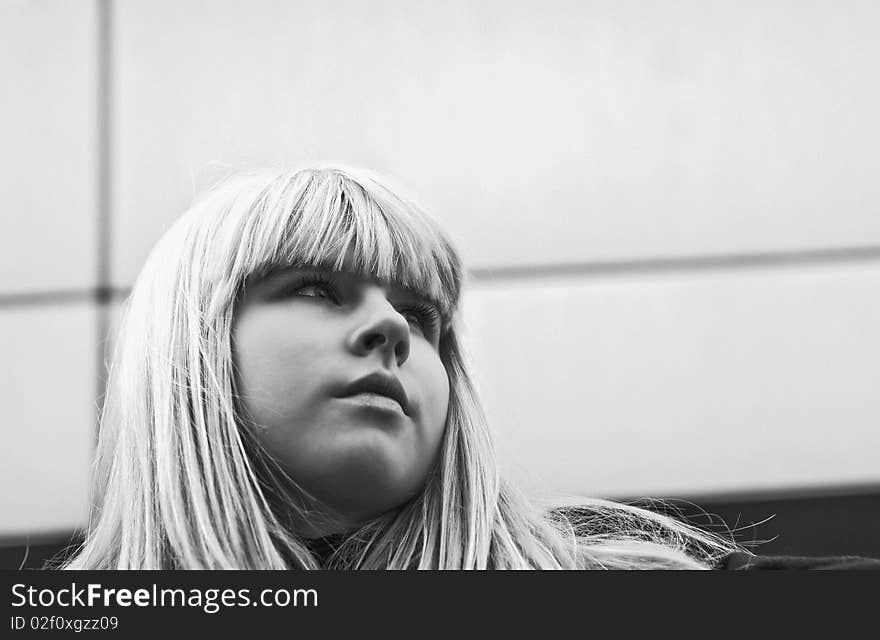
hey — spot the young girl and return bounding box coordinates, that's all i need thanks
[59,165,771,569]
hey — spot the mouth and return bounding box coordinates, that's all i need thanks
[340,392,406,415]
[337,372,411,416]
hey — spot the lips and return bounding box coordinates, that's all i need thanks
[337,372,411,416]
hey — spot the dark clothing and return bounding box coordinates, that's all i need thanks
[718,551,880,570]
[304,533,347,564]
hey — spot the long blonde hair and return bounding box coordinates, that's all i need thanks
[59,165,744,569]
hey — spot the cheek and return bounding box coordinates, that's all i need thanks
[420,353,451,441]
[233,316,321,428]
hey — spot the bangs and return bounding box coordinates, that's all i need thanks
[239,168,462,330]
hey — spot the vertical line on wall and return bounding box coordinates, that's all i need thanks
[94,0,114,446]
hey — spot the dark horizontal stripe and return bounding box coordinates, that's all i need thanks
[3,488,879,567]
[0,286,123,309]
[615,481,880,506]
[470,245,880,282]
[0,529,80,550]
[0,290,95,308]
[647,491,880,558]
[0,530,81,570]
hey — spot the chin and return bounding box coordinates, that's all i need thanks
[277,435,433,526]
[308,469,427,525]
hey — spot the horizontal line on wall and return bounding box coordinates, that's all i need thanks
[0,290,95,308]
[4,245,880,307]
[469,245,880,283]
[0,286,120,308]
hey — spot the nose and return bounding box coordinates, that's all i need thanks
[345,286,411,367]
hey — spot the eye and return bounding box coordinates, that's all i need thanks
[296,283,334,299]
[399,302,441,336]
[285,273,339,303]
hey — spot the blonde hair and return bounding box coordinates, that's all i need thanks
[59,165,745,569]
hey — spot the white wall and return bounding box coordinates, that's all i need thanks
[0,0,99,538]
[464,262,880,500]
[0,304,95,535]
[2,0,879,537]
[114,0,880,279]
[0,0,98,295]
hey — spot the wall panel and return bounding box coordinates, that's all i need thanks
[0,0,97,294]
[0,304,95,536]
[115,0,880,286]
[461,261,880,499]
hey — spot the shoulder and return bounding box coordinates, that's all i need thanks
[718,551,880,570]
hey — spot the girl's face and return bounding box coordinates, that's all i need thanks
[232,256,450,536]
